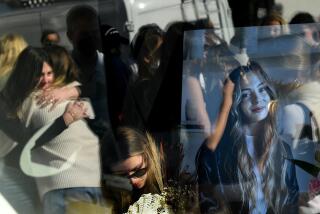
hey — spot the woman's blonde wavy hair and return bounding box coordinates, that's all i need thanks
[104,127,164,212]
[0,34,27,77]
[230,62,290,213]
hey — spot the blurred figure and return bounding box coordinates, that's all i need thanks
[273,3,284,16]
[260,12,288,39]
[228,0,275,27]
[256,34,311,84]
[229,30,250,66]
[290,12,316,24]
[0,33,27,91]
[289,12,319,47]
[100,24,131,130]
[41,29,60,46]
[181,29,211,135]
[278,46,320,209]
[182,26,238,134]
[122,24,164,131]
[202,43,240,129]
[131,24,164,81]
[66,4,110,138]
[0,33,31,213]
[150,21,211,178]
[182,61,211,135]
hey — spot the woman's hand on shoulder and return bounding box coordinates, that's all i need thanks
[63,100,88,126]
[36,85,80,111]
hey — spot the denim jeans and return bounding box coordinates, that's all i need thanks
[43,187,104,214]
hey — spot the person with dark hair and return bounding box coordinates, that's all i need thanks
[66,5,101,57]
[2,46,105,213]
[148,21,210,179]
[259,12,288,39]
[0,36,85,159]
[228,0,275,27]
[122,24,164,131]
[130,23,164,80]
[66,4,110,138]
[0,46,88,214]
[290,12,316,25]
[196,62,299,213]
[289,12,319,47]
[0,44,85,151]
[100,24,131,130]
[41,29,60,46]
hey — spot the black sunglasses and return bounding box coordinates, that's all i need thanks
[127,167,148,179]
[115,166,148,179]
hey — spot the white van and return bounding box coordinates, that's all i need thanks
[100,0,234,42]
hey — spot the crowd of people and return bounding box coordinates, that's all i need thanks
[0,3,320,214]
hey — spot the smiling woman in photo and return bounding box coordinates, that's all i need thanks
[197,62,299,213]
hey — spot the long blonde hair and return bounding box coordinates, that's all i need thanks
[0,34,27,77]
[114,127,163,192]
[230,63,289,213]
[103,127,164,211]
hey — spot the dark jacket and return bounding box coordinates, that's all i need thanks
[196,138,299,214]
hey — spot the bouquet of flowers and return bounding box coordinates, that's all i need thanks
[125,193,174,214]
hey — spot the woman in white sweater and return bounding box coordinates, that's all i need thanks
[2,46,104,214]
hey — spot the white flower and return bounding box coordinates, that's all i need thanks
[125,193,173,214]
